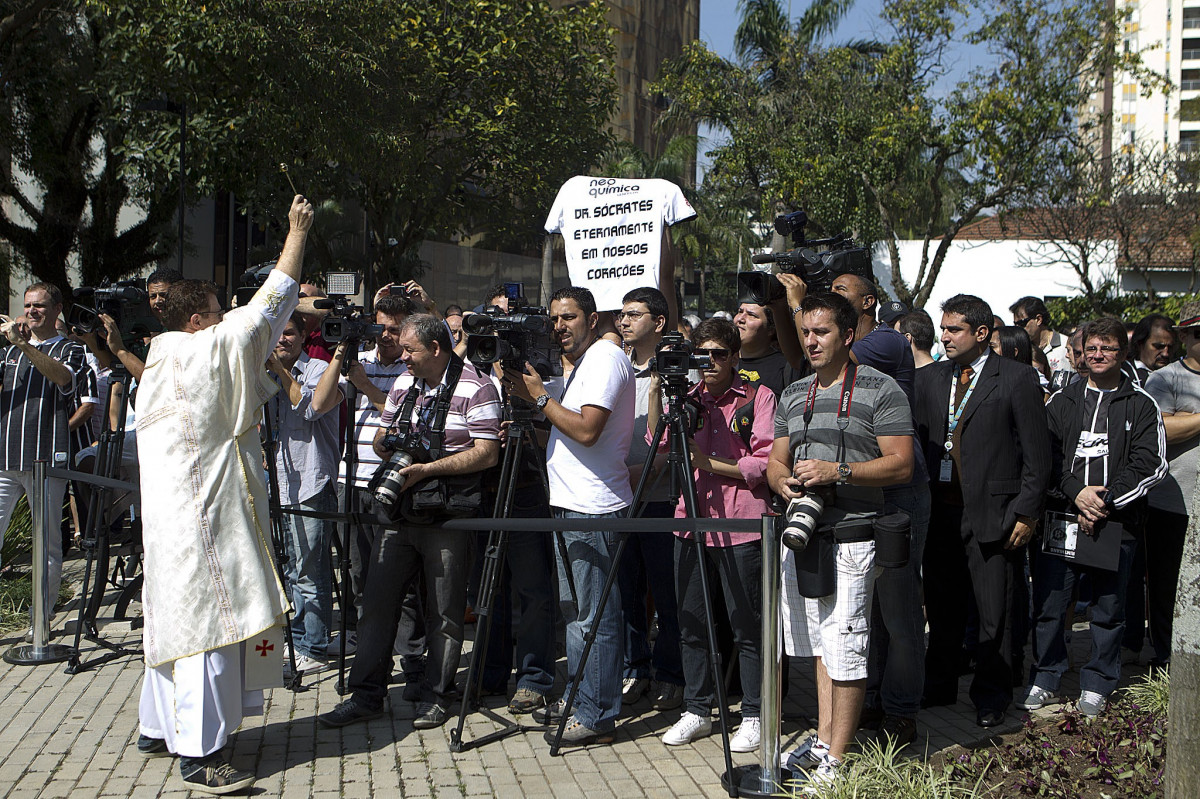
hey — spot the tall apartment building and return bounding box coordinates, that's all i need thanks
[1098,0,1194,153]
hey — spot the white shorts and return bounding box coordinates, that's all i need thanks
[781,538,879,681]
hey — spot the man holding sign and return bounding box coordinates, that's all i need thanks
[1019,318,1165,718]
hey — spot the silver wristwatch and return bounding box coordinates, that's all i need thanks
[535,393,551,410]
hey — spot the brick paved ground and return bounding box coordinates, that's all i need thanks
[0,557,1153,798]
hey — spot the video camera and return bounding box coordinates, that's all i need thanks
[647,332,711,379]
[315,272,383,344]
[69,281,158,348]
[740,210,874,305]
[464,284,561,379]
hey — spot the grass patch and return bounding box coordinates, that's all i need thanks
[0,495,31,566]
[785,738,994,798]
[1123,669,1170,718]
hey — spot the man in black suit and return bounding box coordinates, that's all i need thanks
[913,294,1051,728]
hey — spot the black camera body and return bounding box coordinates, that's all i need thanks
[648,332,711,378]
[464,304,562,379]
[372,430,431,508]
[321,310,383,343]
[70,281,158,348]
[740,210,874,305]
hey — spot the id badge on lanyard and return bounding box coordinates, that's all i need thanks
[940,366,978,482]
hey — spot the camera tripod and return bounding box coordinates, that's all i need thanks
[449,393,558,752]
[546,372,738,796]
[260,399,305,691]
[67,363,144,674]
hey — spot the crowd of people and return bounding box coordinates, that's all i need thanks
[0,196,1194,794]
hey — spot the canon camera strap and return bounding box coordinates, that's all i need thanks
[798,362,857,463]
[390,354,466,461]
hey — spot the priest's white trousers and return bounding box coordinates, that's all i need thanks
[138,642,264,757]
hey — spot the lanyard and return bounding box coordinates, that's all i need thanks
[800,363,856,463]
[945,363,982,453]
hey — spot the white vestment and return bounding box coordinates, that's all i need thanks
[136,271,297,754]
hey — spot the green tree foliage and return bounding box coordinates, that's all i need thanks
[655,0,1162,309]
[0,1,617,290]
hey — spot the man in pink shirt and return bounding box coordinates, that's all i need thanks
[646,317,776,752]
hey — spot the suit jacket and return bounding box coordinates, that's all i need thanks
[913,352,1052,543]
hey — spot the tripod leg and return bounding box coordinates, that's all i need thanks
[671,421,738,798]
[450,420,529,751]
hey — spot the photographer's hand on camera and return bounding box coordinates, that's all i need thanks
[0,314,30,345]
[793,458,839,488]
[101,313,145,379]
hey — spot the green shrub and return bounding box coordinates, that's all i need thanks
[1123,669,1170,718]
[784,738,993,798]
[0,496,31,566]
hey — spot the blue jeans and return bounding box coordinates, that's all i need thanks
[554,508,625,732]
[283,483,336,659]
[866,483,931,718]
[1030,537,1136,697]
[618,501,684,686]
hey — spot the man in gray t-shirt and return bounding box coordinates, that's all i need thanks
[1141,316,1200,667]
[768,293,913,786]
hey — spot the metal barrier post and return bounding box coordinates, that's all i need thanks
[4,461,76,665]
[724,513,789,796]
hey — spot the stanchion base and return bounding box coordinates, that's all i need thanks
[4,643,77,666]
[721,764,793,798]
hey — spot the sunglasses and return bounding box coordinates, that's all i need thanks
[694,347,731,360]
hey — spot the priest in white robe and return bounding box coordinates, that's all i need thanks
[135,196,313,795]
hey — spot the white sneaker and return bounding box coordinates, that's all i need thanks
[729,716,761,752]
[662,712,712,745]
[290,652,331,675]
[799,754,841,795]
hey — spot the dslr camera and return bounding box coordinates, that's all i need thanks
[740,210,874,305]
[464,284,562,379]
[372,429,431,508]
[316,272,383,344]
[781,486,834,552]
[70,281,158,348]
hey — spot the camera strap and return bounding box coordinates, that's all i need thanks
[391,354,466,461]
[799,362,857,464]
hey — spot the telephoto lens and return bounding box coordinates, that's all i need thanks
[781,491,825,552]
[374,450,415,506]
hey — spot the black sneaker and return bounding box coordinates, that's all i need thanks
[179,754,254,795]
[413,702,448,729]
[878,714,918,748]
[136,734,172,758]
[317,697,385,728]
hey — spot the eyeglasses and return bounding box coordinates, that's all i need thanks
[615,310,655,321]
[694,347,731,360]
[1083,345,1121,357]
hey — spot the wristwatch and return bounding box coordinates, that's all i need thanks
[837,462,852,485]
[535,393,552,411]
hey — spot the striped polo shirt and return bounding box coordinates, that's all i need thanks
[381,357,502,455]
[1,336,86,471]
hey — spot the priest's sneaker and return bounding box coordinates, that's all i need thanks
[179,754,254,795]
[136,734,172,758]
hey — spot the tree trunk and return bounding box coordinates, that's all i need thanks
[1168,466,1200,798]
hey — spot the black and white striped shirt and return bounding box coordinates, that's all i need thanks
[0,337,85,471]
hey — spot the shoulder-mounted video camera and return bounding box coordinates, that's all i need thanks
[464,285,562,379]
[740,210,873,305]
[69,280,159,349]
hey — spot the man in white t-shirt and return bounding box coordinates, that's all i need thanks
[502,286,635,747]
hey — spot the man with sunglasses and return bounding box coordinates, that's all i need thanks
[615,287,685,712]
[1020,318,1165,717]
[1141,303,1200,672]
[1011,297,1071,374]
